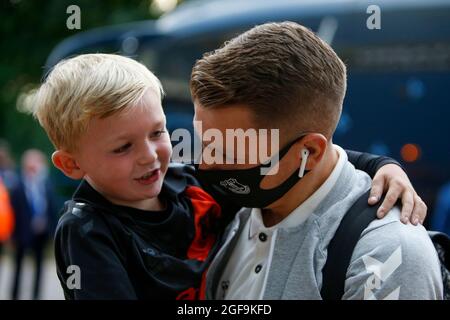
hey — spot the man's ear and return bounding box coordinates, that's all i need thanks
[298,133,328,170]
[51,150,85,180]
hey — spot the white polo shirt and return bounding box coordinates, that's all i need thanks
[217,145,347,299]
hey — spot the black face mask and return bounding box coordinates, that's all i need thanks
[194,136,310,208]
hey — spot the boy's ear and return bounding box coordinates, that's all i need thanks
[51,150,85,180]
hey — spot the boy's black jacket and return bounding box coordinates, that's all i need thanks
[54,164,224,300]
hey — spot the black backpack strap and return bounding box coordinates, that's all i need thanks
[321,190,383,300]
[428,231,450,269]
[428,231,450,300]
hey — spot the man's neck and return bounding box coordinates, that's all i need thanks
[262,145,339,227]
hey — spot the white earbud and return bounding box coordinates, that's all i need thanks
[298,148,310,178]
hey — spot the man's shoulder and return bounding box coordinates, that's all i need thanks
[344,207,443,298]
[357,207,436,260]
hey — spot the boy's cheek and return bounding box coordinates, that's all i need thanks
[166,146,173,162]
[161,140,173,163]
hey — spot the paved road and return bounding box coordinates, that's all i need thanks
[0,254,64,300]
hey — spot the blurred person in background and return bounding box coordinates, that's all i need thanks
[0,139,19,191]
[0,176,15,286]
[431,182,450,236]
[0,139,17,288]
[9,149,58,300]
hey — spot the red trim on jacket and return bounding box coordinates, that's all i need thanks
[176,185,221,300]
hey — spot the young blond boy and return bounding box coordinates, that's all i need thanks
[32,54,225,299]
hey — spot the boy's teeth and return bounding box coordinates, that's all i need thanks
[141,171,153,179]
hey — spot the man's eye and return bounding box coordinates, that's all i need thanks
[113,143,131,153]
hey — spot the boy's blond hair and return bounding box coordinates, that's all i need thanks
[32,54,164,152]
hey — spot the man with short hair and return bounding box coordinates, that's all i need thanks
[191,22,442,299]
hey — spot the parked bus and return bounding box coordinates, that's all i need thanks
[45,0,450,227]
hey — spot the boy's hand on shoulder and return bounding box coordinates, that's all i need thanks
[367,164,427,225]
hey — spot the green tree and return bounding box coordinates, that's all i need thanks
[0,0,182,198]
[0,0,164,159]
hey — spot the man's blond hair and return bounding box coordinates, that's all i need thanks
[32,53,164,152]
